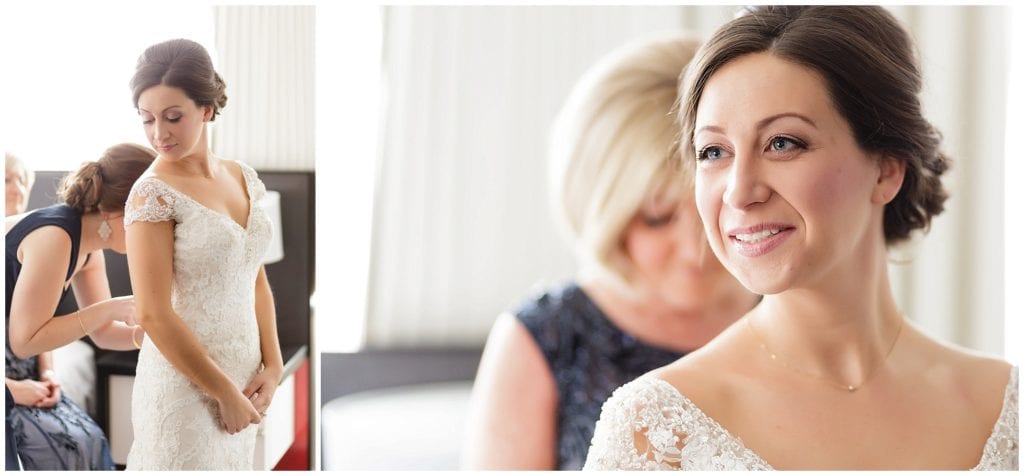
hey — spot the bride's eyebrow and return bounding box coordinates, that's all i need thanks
[137,105,184,114]
[756,112,817,132]
[695,112,818,138]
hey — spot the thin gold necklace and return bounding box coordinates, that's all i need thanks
[745,315,904,392]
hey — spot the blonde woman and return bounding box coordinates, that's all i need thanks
[5,153,34,217]
[462,33,759,470]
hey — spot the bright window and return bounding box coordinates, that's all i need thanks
[1,4,215,171]
[314,4,382,353]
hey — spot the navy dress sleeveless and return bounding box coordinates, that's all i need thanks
[5,204,114,470]
[514,282,685,470]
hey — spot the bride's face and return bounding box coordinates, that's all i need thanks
[692,52,900,295]
[137,84,212,162]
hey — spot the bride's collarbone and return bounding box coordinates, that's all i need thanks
[659,362,997,470]
[155,173,250,224]
[738,384,990,469]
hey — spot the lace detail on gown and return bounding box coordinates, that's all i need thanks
[584,378,770,470]
[584,367,1019,471]
[974,367,1018,470]
[123,179,177,226]
[122,161,271,470]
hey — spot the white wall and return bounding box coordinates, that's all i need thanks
[0,4,215,171]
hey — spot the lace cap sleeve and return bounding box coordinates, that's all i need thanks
[584,378,688,470]
[585,377,772,471]
[125,177,177,226]
[975,366,1019,470]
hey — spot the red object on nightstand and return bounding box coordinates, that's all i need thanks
[273,358,309,470]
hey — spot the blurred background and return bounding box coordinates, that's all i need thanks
[318,4,1014,470]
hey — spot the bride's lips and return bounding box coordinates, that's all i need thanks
[726,223,795,257]
[156,144,176,153]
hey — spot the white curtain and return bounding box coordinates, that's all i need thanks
[367,6,688,348]
[885,6,1007,357]
[212,6,316,171]
[366,6,1008,356]
[1005,6,1023,366]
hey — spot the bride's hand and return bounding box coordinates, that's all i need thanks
[216,389,262,435]
[243,365,283,416]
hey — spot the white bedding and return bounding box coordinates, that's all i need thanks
[321,380,473,470]
[51,339,96,416]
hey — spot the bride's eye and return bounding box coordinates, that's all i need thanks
[766,135,807,154]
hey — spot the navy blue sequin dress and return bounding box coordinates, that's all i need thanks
[5,204,114,470]
[515,282,685,470]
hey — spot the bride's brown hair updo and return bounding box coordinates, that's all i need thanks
[59,143,157,213]
[130,38,228,121]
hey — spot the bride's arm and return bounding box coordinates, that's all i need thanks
[126,218,261,434]
[242,265,283,415]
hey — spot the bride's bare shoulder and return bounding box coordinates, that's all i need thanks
[647,320,754,415]
[905,322,1013,409]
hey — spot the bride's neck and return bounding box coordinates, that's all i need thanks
[752,255,904,385]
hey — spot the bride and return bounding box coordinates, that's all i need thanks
[123,38,284,470]
[584,6,1017,470]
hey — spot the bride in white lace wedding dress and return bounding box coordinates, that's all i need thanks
[584,6,1018,471]
[121,39,284,470]
[124,161,273,469]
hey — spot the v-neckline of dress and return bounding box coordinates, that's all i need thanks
[648,366,1017,470]
[147,161,254,232]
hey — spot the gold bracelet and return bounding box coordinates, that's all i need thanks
[131,326,143,350]
[75,310,88,336]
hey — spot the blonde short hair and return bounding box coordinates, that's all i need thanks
[5,152,35,191]
[549,33,701,283]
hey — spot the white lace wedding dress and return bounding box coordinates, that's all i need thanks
[584,367,1018,470]
[122,161,271,470]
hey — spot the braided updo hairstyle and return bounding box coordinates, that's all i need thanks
[58,143,157,213]
[130,38,228,120]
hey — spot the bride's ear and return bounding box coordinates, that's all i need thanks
[872,155,905,204]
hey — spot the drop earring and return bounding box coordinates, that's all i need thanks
[98,214,112,242]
